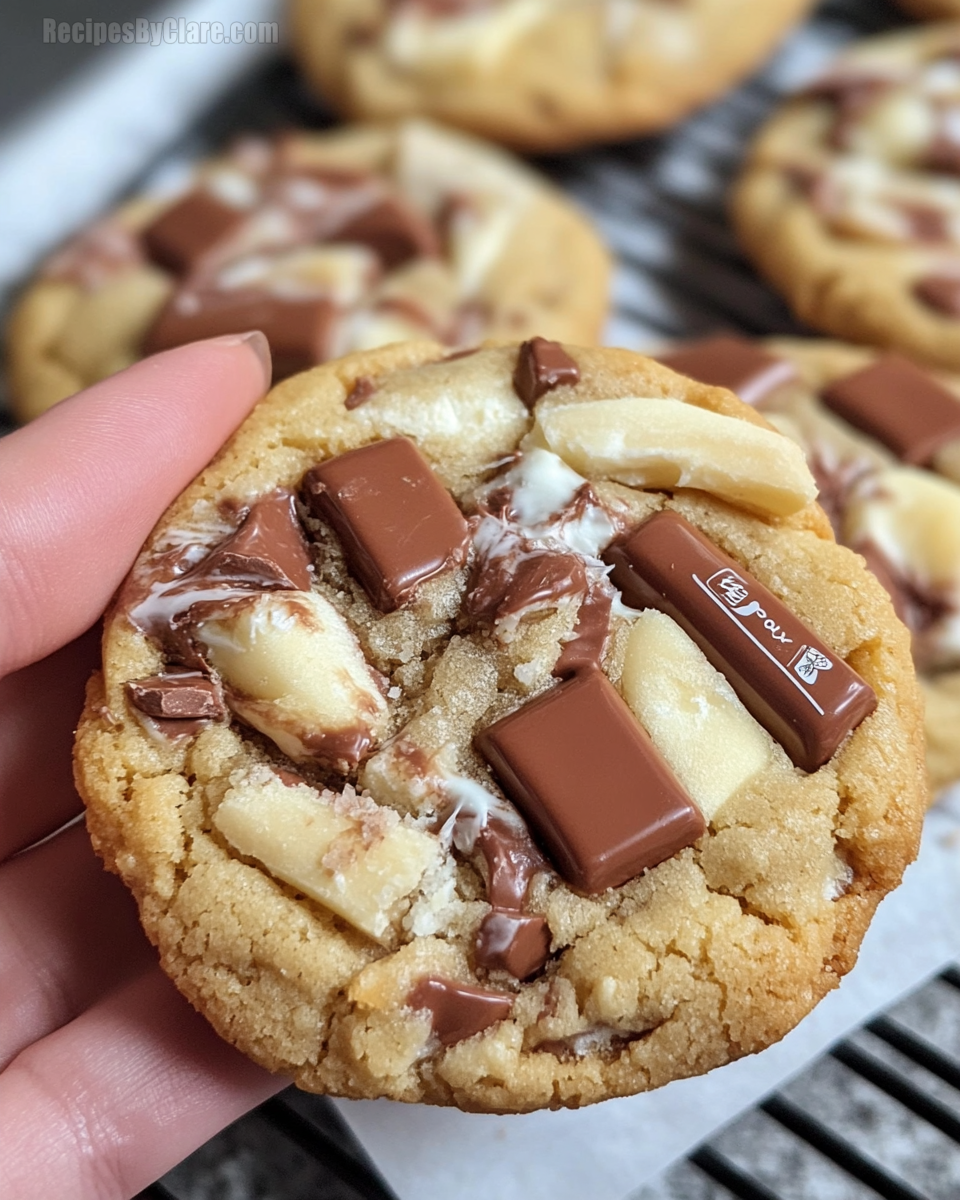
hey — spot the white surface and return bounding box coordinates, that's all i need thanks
[334,795,960,1200]
[0,0,281,294]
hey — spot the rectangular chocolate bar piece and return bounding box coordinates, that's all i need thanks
[821,354,960,466]
[476,670,705,894]
[141,188,250,276]
[603,511,877,772]
[303,437,469,612]
[655,336,798,407]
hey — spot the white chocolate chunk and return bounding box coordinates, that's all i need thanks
[214,775,439,942]
[844,466,960,660]
[620,610,775,822]
[384,0,550,74]
[195,591,389,765]
[533,397,817,517]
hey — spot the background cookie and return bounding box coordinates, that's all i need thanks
[733,24,960,371]
[74,339,926,1113]
[290,0,815,152]
[6,120,610,423]
[654,333,960,794]
[896,0,960,17]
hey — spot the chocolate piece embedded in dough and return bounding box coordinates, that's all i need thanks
[303,437,470,612]
[142,188,252,275]
[406,976,514,1046]
[603,511,877,773]
[476,670,705,894]
[655,335,798,407]
[126,672,225,721]
[512,338,580,409]
[821,354,960,467]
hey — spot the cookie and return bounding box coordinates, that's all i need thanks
[74,339,926,1113]
[733,25,960,371]
[654,333,960,794]
[290,0,814,152]
[6,120,609,423]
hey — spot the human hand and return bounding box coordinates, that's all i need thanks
[0,333,285,1199]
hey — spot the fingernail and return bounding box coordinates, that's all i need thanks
[208,330,272,389]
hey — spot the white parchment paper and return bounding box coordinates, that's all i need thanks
[334,795,960,1200]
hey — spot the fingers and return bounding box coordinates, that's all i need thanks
[0,823,154,1071]
[0,332,271,679]
[0,625,100,862]
[0,967,284,1200]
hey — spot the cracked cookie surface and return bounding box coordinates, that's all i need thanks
[290,0,813,151]
[74,340,926,1112]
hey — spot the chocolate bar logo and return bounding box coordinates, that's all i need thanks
[790,646,834,685]
[705,570,793,646]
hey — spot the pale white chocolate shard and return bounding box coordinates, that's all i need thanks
[214,773,439,943]
[384,0,550,74]
[844,466,960,661]
[195,591,389,765]
[532,397,818,518]
[620,610,775,822]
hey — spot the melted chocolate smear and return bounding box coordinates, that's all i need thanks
[553,587,612,679]
[464,540,588,627]
[345,375,377,409]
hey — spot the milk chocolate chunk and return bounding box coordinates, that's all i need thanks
[475,913,551,981]
[144,290,336,381]
[655,335,799,407]
[512,338,580,409]
[331,196,440,269]
[141,189,250,275]
[303,437,470,612]
[406,977,513,1046]
[914,274,960,318]
[464,547,587,626]
[202,492,313,591]
[553,588,612,678]
[126,672,225,720]
[476,670,705,895]
[344,375,377,410]
[821,355,960,466]
[603,511,877,772]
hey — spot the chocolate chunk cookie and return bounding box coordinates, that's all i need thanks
[74,339,926,1112]
[290,0,814,151]
[734,25,960,371]
[653,333,960,794]
[6,121,609,422]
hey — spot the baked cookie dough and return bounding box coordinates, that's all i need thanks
[733,25,960,371]
[74,339,926,1112]
[6,120,609,423]
[654,333,960,794]
[290,0,815,152]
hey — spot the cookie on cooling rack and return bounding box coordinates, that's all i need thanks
[734,24,960,372]
[6,119,609,422]
[289,0,814,152]
[655,333,960,794]
[74,338,926,1112]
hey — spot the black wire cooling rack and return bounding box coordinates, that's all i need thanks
[5,0,960,1194]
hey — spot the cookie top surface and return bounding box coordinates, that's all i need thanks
[653,332,960,792]
[290,0,814,151]
[7,120,609,423]
[75,339,926,1113]
[734,25,960,371]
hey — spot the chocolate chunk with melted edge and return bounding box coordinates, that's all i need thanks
[604,511,877,772]
[552,588,612,678]
[344,375,377,410]
[303,437,470,612]
[406,977,513,1046]
[465,546,587,626]
[476,670,705,894]
[512,338,580,409]
[821,355,960,466]
[144,291,336,381]
[142,188,250,276]
[126,672,225,720]
[331,196,440,269]
[915,274,960,318]
[201,491,312,591]
[655,335,799,407]
[476,913,550,981]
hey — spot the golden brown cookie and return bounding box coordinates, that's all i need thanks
[652,333,960,795]
[290,0,815,152]
[6,120,609,423]
[74,340,926,1112]
[733,25,960,371]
